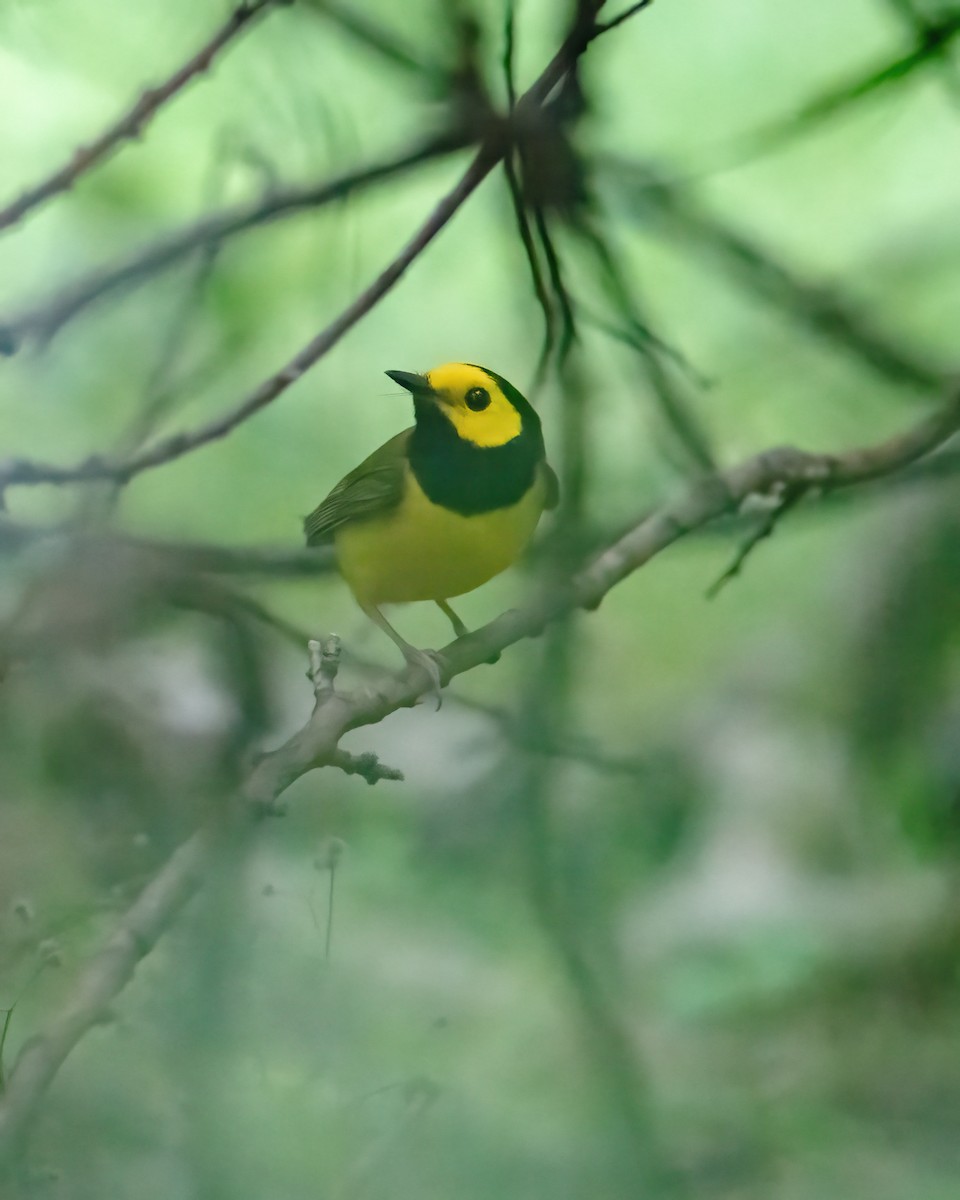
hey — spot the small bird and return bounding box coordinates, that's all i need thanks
[304,362,558,697]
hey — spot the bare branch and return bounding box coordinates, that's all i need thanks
[0,0,285,236]
[1,382,957,1164]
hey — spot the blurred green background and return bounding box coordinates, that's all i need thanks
[2,0,960,1197]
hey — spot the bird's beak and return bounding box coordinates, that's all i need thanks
[385,369,433,397]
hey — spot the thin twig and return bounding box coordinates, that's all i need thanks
[500,0,557,385]
[573,215,715,471]
[601,155,947,393]
[325,863,336,961]
[502,0,518,109]
[705,484,805,598]
[0,1009,12,1094]
[0,0,284,235]
[0,134,463,352]
[578,303,712,388]
[306,0,437,77]
[592,0,654,38]
[503,155,557,387]
[533,207,578,363]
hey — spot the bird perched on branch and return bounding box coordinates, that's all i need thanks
[304,362,558,700]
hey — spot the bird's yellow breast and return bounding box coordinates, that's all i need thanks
[335,463,549,606]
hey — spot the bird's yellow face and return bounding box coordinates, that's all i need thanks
[422,363,522,448]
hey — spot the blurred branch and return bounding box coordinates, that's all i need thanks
[115,144,237,443]
[0,0,639,494]
[514,623,677,1194]
[0,0,285,236]
[500,3,557,384]
[508,334,677,1187]
[602,156,948,392]
[726,12,960,160]
[305,0,438,77]
[0,516,336,576]
[1,382,957,1166]
[502,0,518,109]
[503,153,557,385]
[0,145,498,494]
[85,149,236,522]
[572,216,716,471]
[454,689,656,778]
[705,484,805,597]
[332,1077,439,1200]
[0,821,218,1164]
[0,133,463,353]
[5,435,960,582]
[881,0,960,101]
[593,0,654,37]
[534,207,579,364]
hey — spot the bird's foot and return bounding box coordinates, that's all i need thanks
[402,646,445,709]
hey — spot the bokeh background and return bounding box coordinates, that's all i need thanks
[2,0,960,1196]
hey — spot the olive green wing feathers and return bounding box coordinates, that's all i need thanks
[304,429,411,546]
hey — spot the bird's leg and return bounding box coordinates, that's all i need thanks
[436,599,469,639]
[435,598,500,665]
[362,603,444,707]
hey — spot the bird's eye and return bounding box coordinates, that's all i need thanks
[465,386,490,411]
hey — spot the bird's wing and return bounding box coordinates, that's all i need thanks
[542,461,560,511]
[304,429,411,546]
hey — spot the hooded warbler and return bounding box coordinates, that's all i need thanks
[304,362,558,697]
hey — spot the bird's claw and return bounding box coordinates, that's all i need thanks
[403,647,445,709]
